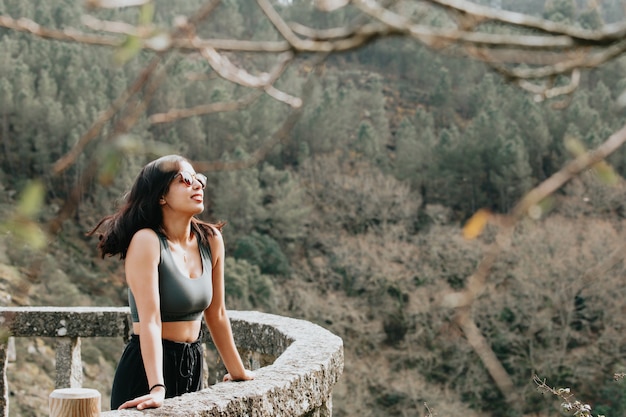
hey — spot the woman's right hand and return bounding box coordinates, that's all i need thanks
[118,386,166,410]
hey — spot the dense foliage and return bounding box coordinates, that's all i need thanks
[2,0,626,416]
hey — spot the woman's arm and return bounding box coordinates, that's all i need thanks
[204,229,255,382]
[119,229,166,410]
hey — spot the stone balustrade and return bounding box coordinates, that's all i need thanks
[0,307,344,416]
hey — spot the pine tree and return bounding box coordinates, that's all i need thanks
[506,95,551,180]
[394,108,438,202]
[394,119,420,183]
[257,163,311,243]
[489,125,533,211]
[211,148,265,243]
[543,0,576,23]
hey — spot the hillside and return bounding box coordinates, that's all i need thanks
[3,174,626,416]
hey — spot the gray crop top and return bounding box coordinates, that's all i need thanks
[128,231,213,322]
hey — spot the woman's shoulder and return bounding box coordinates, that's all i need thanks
[129,228,161,249]
[203,226,223,260]
[207,224,222,237]
[205,225,223,245]
[193,222,223,243]
[133,227,160,239]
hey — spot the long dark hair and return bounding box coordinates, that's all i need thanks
[88,155,222,259]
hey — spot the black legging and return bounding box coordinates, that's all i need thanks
[110,334,203,410]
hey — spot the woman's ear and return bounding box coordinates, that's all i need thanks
[159,197,166,205]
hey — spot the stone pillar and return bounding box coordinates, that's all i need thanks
[0,338,8,417]
[55,337,82,388]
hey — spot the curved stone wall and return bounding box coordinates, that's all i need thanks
[0,307,344,417]
[104,311,344,416]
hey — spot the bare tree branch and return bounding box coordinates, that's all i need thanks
[488,39,626,80]
[85,0,151,8]
[516,70,581,101]
[354,0,578,49]
[510,124,626,222]
[51,0,223,174]
[149,93,262,124]
[256,0,393,52]
[52,56,163,175]
[2,0,625,92]
[174,37,291,53]
[427,0,626,43]
[193,53,329,172]
[455,308,516,400]
[0,15,121,47]
[442,122,626,402]
[49,59,169,233]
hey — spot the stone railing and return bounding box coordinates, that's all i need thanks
[0,307,344,417]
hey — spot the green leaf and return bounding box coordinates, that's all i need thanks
[113,35,142,66]
[592,160,620,185]
[17,180,45,218]
[12,219,47,249]
[99,150,124,187]
[0,217,47,249]
[139,2,155,25]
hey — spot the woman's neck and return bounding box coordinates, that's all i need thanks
[161,216,193,244]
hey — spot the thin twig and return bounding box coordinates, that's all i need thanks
[533,375,598,417]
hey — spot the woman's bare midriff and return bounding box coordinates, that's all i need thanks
[133,320,202,343]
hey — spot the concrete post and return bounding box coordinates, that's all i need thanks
[0,340,7,417]
[55,337,83,388]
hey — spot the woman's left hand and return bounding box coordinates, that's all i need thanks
[223,369,255,382]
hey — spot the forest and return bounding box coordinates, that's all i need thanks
[2,0,626,416]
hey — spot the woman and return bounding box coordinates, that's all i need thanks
[89,155,254,410]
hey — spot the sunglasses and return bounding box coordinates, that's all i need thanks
[174,171,207,189]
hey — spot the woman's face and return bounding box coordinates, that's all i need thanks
[160,161,205,215]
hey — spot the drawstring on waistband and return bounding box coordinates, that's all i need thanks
[129,334,202,394]
[178,342,195,393]
[172,338,200,393]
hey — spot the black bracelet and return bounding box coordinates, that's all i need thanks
[149,383,165,393]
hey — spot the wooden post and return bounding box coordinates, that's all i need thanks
[49,388,100,417]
